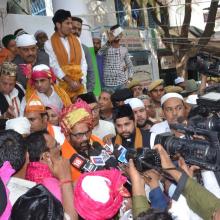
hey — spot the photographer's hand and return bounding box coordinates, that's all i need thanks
[178,156,200,178]
[154,144,182,182]
[143,169,160,189]
[199,73,207,94]
[127,159,145,196]
[128,159,151,219]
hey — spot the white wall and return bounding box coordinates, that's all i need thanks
[52,0,117,28]
[0,13,93,47]
[1,14,54,39]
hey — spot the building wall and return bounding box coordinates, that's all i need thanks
[52,0,117,27]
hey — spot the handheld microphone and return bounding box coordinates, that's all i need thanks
[70,153,98,172]
[90,142,119,168]
[113,144,128,163]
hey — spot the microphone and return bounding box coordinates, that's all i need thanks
[70,153,98,172]
[89,142,104,156]
[90,142,119,168]
[113,144,128,163]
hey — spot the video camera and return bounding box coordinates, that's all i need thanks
[124,131,220,173]
[191,92,220,117]
[188,53,220,77]
[125,148,161,172]
[124,120,220,173]
[155,130,220,172]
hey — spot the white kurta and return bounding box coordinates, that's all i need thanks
[92,120,116,140]
[20,87,63,116]
[150,120,171,134]
[44,36,87,88]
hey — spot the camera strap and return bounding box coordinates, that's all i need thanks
[172,172,188,201]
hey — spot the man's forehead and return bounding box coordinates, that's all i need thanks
[19,45,36,49]
[72,20,82,26]
[164,98,183,107]
[34,77,50,81]
[25,111,41,118]
[153,84,164,90]
[133,107,145,111]
[116,117,132,124]
[0,75,16,81]
[71,122,89,131]
[100,92,110,97]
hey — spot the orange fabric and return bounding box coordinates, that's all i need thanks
[114,127,143,149]
[61,134,104,182]
[47,123,55,136]
[47,123,81,181]
[25,92,46,113]
[62,139,81,181]
[51,32,81,66]
[0,48,12,65]
[51,32,84,98]
[25,84,72,107]
[91,134,104,146]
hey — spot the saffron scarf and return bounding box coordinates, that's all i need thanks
[51,32,84,98]
[25,85,71,108]
[114,127,143,149]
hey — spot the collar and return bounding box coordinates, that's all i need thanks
[5,88,18,99]
[8,177,36,188]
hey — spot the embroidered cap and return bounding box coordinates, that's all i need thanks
[0,62,17,77]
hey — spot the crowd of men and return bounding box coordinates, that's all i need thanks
[1,8,220,220]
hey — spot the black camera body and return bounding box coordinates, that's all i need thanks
[125,148,161,172]
[189,54,220,77]
[124,92,220,173]
[155,132,220,171]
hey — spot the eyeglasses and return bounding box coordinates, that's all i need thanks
[91,106,100,114]
[70,130,91,139]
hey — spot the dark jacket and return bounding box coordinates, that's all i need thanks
[0,84,24,115]
[112,128,151,149]
[82,44,95,92]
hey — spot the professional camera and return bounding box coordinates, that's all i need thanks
[125,131,220,173]
[125,148,161,172]
[188,53,220,77]
[188,92,220,117]
[188,115,220,132]
[154,132,220,171]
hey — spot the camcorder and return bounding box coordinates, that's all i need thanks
[191,92,220,117]
[126,92,220,174]
[188,53,220,77]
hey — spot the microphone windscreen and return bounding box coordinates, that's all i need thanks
[88,142,103,156]
[105,156,118,169]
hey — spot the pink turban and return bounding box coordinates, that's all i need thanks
[74,169,128,220]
